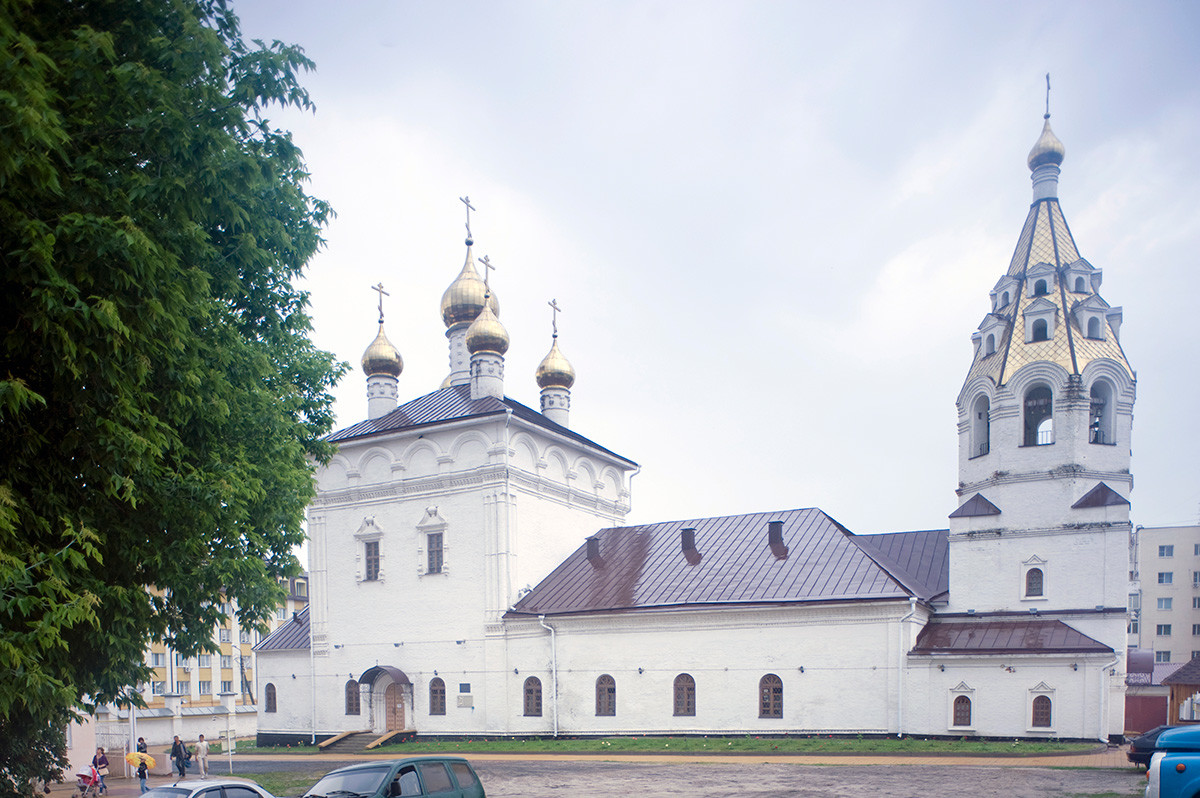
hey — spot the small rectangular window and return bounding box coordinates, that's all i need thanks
[1195,597,1200,610]
[198,681,211,695]
[1129,619,1139,634]
[220,680,233,693]
[427,532,444,574]
[221,655,232,669]
[239,630,251,644]
[1160,545,1175,557]
[175,653,187,667]
[1159,598,1173,611]
[198,654,211,667]
[1157,624,1172,636]
[1129,593,1141,611]
[1195,543,1200,556]
[1193,652,1200,661]
[295,581,307,597]
[1194,572,1200,587]
[459,683,471,694]
[1193,624,1200,636]
[1156,651,1172,663]
[151,653,166,667]
[176,680,190,694]
[151,681,165,695]
[219,628,231,643]
[1159,572,1174,585]
[365,540,381,581]
[277,607,286,620]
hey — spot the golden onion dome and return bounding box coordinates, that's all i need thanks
[361,323,403,377]
[438,372,452,390]
[465,300,509,355]
[535,337,575,389]
[1027,116,1065,170]
[440,242,500,328]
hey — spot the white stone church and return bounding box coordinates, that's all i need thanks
[255,114,1133,743]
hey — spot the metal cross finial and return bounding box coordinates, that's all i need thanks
[478,255,496,290]
[371,282,390,323]
[548,298,562,337]
[1044,73,1051,119]
[459,195,476,239]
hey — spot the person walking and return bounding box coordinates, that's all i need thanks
[137,738,148,754]
[136,760,149,794]
[170,736,188,778]
[194,735,209,778]
[91,748,109,794]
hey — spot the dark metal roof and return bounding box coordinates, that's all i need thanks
[508,509,948,617]
[1071,482,1130,509]
[327,384,635,465]
[254,606,309,652]
[1162,657,1200,686]
[949,493,1001,518]
[911,619,1112,655]
[854,528,949,599]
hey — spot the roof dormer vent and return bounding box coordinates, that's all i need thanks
[767,520,788,560]
[681,527,701,566]
[585,536,602,566]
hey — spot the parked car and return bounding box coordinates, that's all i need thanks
[303,758,485,798]
[142,779,277,798]
[1131,726,1183,768]
[1146,726,1200,797]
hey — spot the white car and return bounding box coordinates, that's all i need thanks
[143,779,277,798]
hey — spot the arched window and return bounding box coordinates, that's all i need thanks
[264,683,276,713]
[1034,279,1049,296]
[596,675,616,716]
[673,673,696,717]
[759,674,783,718]
[985,334,995,355]
[1031,695,1052,727]
[1025,567,1044,597]
[1031,319,1049,342]
[972,394,990,458]
[1075,276,1086,293]
[1086,317,1101,339]
[345,680,360,715]
[429,677,446,716]
[1023,385,1053,446]
[1090,380,1114,445]
[953,695,972,727]
[523,677,542,717]
[1001,290,1010,307]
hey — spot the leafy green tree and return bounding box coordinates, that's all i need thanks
[0,0,345,789]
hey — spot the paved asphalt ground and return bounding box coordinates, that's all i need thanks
[57,747,1148,798]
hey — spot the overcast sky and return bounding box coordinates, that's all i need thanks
[235,0,1200,535]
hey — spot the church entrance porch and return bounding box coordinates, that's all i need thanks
[358,665,414,733]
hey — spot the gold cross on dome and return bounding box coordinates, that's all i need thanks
[459,195,476,239]
[371,282,390,323]
[548,298,562,337]
[478,255,496,290]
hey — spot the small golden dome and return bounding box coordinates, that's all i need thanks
[1027,117,1065,170]
[438,372,452,390]
[440,244,500,328]
[535,337,575,389]
[361,323,403,377]
[465,301,509,355]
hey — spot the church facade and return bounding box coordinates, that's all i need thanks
[256,114,1132,743]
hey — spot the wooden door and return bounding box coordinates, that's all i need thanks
[385,683,404,730]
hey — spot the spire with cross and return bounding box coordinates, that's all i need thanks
[548,298,562,338]
[371,282,390,324]
[1044,73,1051,120]
[478,254,496,292]
[459,195,476,242]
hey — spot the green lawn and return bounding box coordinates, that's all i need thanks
[240,735,1098,756]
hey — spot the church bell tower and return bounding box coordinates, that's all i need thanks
[946,107,1136,625]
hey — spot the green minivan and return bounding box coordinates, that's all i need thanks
[302,758,485,798]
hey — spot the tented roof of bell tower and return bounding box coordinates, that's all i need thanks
[960,122,1133,395]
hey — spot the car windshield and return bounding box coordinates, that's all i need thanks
[142,790,192,798]
[304,768,390,798]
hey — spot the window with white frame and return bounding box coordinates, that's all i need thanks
[1159,598,1173,611]
[221,655,232,669]
[220,681,233,693]
[355,517,385,583]
[198,681,211,695]
[1158,624,1172,636]
[949,683,975,730]
[240,630,251,644]
[1157,651,1172,663]
[1129,618,1139,634]
[1193,624,1200,636]
[1159,572,1174,584]
[1160,545,1175,557]
[151,653,165,667]
[1028,683,1055,731]
[219,628,231,643]
[175,681,189,694]
[151,681,165,695]
[198,654,211,667]
[1023,557,1047,599]
[1194,571,1200,587]
[417,507,450,577]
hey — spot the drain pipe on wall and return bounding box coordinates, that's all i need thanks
[538,615,559,737]
[1098,655,1120,743]
[897,597,919,737]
